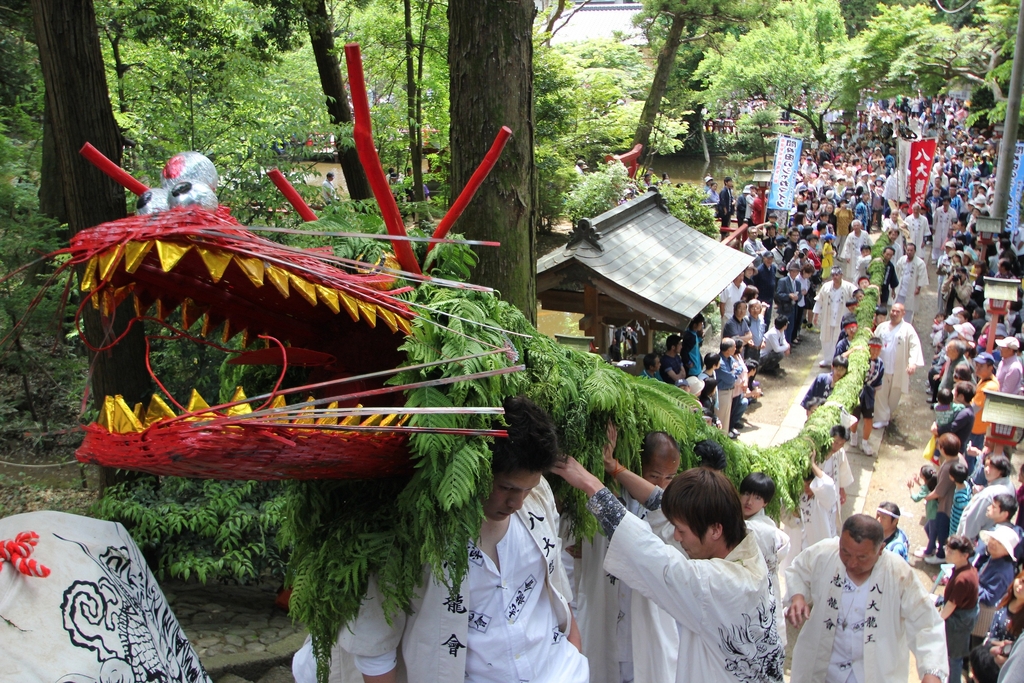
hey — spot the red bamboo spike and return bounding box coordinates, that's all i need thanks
[343,43,423,276]
[428,127,512,253]
[268,169,318,222]
[79,143,149,196]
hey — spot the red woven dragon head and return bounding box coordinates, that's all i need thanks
[18,45,513,482]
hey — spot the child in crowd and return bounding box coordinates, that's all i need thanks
[850,337,884,454]
[919,433,965,564]
[856,243,873,281]
[801,356,848,414]
[739,472,790,647]
[950,462,973,540]
[789,447,838,558]
[940,534,981,681]
[832,315,858,359]
[873,305,888,330]
[909,463,940,552]
[932,388,966,464]
[821,233,836,272]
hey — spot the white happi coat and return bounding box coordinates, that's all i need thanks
[786,472,838,561]
[932,205,956,261]
[604,514,785,683]
[904,214,929,251]
[894,255,929,314]
[785,539,948,683]
[822,447,855,532]
[814,279,857,362]
[746,510,791,647]
[336,476,575,683]
[577,492,680,683]
[840,231,872,281]
[0,511,211,683]
[874,319,925,393]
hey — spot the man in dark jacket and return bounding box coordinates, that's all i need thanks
[879,245,900,305]
[752,251,779,327]
[775,261,802,344]
[718,176,735,229]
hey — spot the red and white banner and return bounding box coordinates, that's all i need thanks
[907,138,937,208]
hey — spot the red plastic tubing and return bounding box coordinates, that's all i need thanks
[267,169,319,222]
[343,43,423,276]
[79,143,149,196]
[428,127,512,253]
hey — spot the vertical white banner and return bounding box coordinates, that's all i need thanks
[767,135,802,212]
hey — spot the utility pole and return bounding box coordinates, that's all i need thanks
[991,2,1024,221]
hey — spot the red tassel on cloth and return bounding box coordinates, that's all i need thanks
[0,531,51,578]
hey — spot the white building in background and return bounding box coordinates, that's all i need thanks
[538,0,645,46]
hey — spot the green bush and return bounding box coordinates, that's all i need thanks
[536,144,580,229]
[93,477,287,584]
[564,162,634,224]
[659,183,719,238]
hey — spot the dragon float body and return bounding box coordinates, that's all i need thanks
[9,44,874,679]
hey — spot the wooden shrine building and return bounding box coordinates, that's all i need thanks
[537,189,753,353]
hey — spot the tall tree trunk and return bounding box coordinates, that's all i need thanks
[31,0,151,491]
[449,0,536,323]
[304,0,372,200]
[633,11,686,153]
[404,0,423,202]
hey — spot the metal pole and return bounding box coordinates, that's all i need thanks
[992,1,1024,220]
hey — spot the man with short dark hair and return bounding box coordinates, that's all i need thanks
[338,397,586,683]
[554,456,785,682]
[718,176,735,228]
[640,353,661,380]
[322,171,338,203]
[661,334,685,386]
[785,515,947,683]
[753,252,779,327]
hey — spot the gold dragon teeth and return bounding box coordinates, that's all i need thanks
[97,388,402,434]
[81,240,413,341]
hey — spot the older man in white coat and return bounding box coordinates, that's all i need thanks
[904,203,930,251]
[813,267,857,366]
[785,515,947,683]
[840,221,871,282]
[873,303,925,429]
[893,242,929,323]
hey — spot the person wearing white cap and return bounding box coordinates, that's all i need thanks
[785,515,948,683]
[813,267,857,367]
[976,524,1020,636]
[893,242,929,323]
[996,336,1023,396]
[872,303,924,429]
[932,196,956,263]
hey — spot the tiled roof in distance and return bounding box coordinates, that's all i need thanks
[537,190,753,320]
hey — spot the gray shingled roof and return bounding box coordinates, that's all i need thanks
[537,190,753,321]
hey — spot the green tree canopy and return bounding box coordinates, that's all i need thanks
[696,0,847,142]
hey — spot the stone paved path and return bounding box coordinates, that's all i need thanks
[163,579,306,681]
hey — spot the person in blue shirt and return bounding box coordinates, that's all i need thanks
[680,314,706,378]
[976,525,1020,642]
[801,356,848,414]
[855,193,870,227]
[640,353,661,381]
[876,501,911,561]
